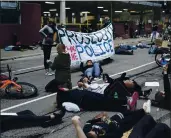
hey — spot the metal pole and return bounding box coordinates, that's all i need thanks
[111,1,113,20]
[60,0,66,24]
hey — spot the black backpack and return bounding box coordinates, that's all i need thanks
[103,73,132,98]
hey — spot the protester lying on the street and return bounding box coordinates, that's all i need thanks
[45,44,72,92]
[152,64,171,110]
[4,44,38,51]
[72,100,171,138]
[57,86,139,111]
[119,44,137,50]
[115,46,134,55]
[137,42,150,49]
[148,45,158,54]
[80,60,103,80]
[1,106,66,132]
[77,73,152,98]
[149,45,169,55]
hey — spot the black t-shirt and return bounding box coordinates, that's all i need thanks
[83,117,123,138]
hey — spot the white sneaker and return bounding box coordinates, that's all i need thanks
[94,78,99,81]
[143,100,151,114]
[50,72,55,75]
[45,72,53,76]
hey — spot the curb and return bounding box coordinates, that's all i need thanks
[1,38,150,62]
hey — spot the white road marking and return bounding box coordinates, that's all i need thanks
[1,61,155,112]
[2,65,44,74]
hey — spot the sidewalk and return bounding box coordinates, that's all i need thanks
[0,38,150,61]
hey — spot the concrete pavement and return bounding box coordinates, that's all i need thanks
[0,38,151,61]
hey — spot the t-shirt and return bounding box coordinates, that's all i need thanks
[84,83,109,94]
[83,117,123,138]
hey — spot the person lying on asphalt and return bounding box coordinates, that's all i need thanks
[80,60,103,81]
[1,106,66,132]
[57,87,139,112]
[77,73,152,98]
[72,100,171,138]
[152,64,171,110]
[45,44,72,92]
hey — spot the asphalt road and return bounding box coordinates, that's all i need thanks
[1,48,170,137]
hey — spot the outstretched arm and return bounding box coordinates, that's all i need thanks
[72,116,87,138]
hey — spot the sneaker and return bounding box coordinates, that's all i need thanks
[53,106,66,119]
[45,72,53,76]
[94,78,99,81]
[127,92,139,111]
[58,87,69,91]
[143,100,151,114]
[143,89,152,98]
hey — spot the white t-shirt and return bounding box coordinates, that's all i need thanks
[84,83,109,94]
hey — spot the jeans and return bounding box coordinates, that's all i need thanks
[84,67,93,78]
[93,62,101,77]
[115,48,133,55]
[129,115,171,138]
[43,45,52,69]
[84,62,101,78]
[1,110,54,132]
[57,89,128,112]
[110,109,145,133]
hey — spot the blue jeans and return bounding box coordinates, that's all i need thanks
[84,67,93,78]
[84,62,101,78]
[93,62,101,77]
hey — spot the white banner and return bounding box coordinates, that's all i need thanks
[57,24,115,68]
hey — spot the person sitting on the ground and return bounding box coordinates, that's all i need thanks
[80,60,103,80]
[72,100,171,138]
[45,44,72,92]
[57,86,139,111]
[77,73,152,98]
[1,106,66,132]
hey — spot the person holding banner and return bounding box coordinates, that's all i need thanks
[45,44,72,92]
[39,21,57,76]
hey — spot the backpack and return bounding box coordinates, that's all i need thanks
[103,73,132,98]
[148,45,157,54]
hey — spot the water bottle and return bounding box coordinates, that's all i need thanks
[114,92,118,99]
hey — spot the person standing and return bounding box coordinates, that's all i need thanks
[39,21,57,76]
[45,44,72,92]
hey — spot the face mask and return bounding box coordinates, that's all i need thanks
[92,125,104,136]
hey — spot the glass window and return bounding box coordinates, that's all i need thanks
[0,1,20,24]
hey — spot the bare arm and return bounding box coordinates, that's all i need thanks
[39,25,48,38]
[72,116,87,138]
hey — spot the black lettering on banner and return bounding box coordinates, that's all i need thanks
[96,43,106,55]
[57,28,65,44]
[75,33,84,44]
[84,45,94,57]
[84,35,91,44]
[66,30,77,45]
[106,28,112,38]
[103,29,109,41]
[108,39,114,52]
[103,42,110,52]
[76,45,84,60]
[90,35,97,44]
[94,32,103,42]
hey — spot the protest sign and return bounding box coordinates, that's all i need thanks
[57,24,115,68]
